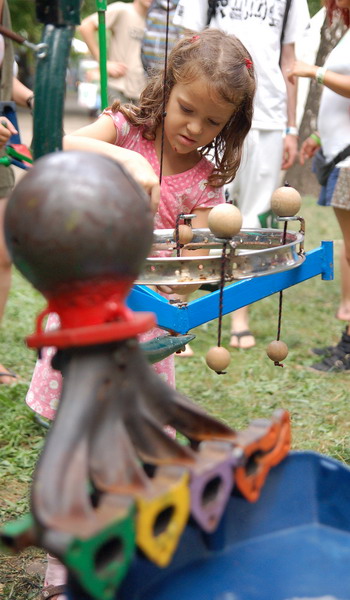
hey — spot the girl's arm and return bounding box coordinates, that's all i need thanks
[288,60,350,98]
[64,116,160,214]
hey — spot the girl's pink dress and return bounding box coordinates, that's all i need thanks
[26,112,224,421]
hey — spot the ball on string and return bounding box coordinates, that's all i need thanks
[208,204,242,238]
[177,224,193,245]
[266,340,289,363]
[205,346,231,372]
[271,186,301,217]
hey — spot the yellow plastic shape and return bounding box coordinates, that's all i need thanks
[136,470,190,567]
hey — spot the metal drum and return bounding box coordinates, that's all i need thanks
[136,227,305,286]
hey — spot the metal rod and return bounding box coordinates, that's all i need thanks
[96,0,108,110]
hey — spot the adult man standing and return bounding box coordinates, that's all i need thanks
[174,0,309,348]
[79,0,152,106]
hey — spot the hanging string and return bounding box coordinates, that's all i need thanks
[276,221,288,342]
[217,242,227,348]
[159,0,170,185]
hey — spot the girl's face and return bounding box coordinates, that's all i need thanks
[164,77,235,157]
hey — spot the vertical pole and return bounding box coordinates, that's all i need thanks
[96,0,108,110]
[33,0,80,159]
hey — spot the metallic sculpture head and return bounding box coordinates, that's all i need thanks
[5,151,154,295]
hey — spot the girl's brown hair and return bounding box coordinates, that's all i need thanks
[324,0,350,27]
[110,29,256,187]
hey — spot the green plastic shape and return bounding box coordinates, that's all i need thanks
[63,504,136,600]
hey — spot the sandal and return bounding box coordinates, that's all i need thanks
[39,584,67,599]
[0,364,18,384]
[230,330,256,349]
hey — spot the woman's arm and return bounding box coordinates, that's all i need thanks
[64,116,160,213]
[12,77,34,108]
[280,43,299,170]
[288,60,350,98]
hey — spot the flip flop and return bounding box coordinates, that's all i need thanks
[0,365,18,384]
[230,330,256,349]
[38,584,67,599]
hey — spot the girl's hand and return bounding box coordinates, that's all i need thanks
[299,136,320,165]
[287,60,317,83]
[122,152,160,215]
[0,118,17,147]
[106,61,127,79]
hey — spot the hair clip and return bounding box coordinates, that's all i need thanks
[245,58,253,70]
[190,35,200,42]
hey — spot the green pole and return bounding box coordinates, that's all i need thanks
[96,0,108,110]
[33,0,80,159]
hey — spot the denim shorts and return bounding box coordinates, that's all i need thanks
[318,166,350,210]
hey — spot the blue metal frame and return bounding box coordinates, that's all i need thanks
[128,241,333,333]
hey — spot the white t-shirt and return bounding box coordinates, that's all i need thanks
[92,2,146,100]
[173,0,310,130]
[318,30,350,167]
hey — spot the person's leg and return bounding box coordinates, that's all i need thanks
[41,554,67,600]
[336,242,350,321]
[226,130,283,348]
[0,196,15,383]
[310,174,350,371]
[334,205,350,334]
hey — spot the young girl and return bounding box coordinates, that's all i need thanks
[29,29,255,600]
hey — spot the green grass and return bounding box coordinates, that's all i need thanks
[0,194,349,597]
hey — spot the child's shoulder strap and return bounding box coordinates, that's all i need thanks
[280,0,292,46]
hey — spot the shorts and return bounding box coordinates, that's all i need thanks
[318,166,350,211]
[0,160,14,198]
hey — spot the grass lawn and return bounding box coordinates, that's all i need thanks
[0,194,349,598]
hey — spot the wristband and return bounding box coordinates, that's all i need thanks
[285,126,298,136]
[310,133,321,146]
[26,94,34,110]
[315,66,326,85]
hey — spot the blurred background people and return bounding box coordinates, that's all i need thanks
[0,0,33,384]
[79,0,152,105]
[288,0,350,372]
[174,0,309,349]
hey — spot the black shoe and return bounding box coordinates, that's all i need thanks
[311,328,350,358]
[311,344,336,357]
[309,352,350,372]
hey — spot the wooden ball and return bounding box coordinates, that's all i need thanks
[177,224,193,245]
[208,204,242,238]
[206,346,231,372]
[271,186,301,217]
[266,340,289,362]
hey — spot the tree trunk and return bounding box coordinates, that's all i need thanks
[286,16,346,196]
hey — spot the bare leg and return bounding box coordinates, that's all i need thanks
[334,207,350,333]
[42,554,67,600]
[336,243,350,321]
[0,197,14,384]
[230,306,256,349]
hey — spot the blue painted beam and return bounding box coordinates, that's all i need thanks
[128,241,333,334]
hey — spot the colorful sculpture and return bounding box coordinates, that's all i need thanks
[1,151,290,599]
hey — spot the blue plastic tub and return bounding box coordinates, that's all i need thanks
[68,451,350,600]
